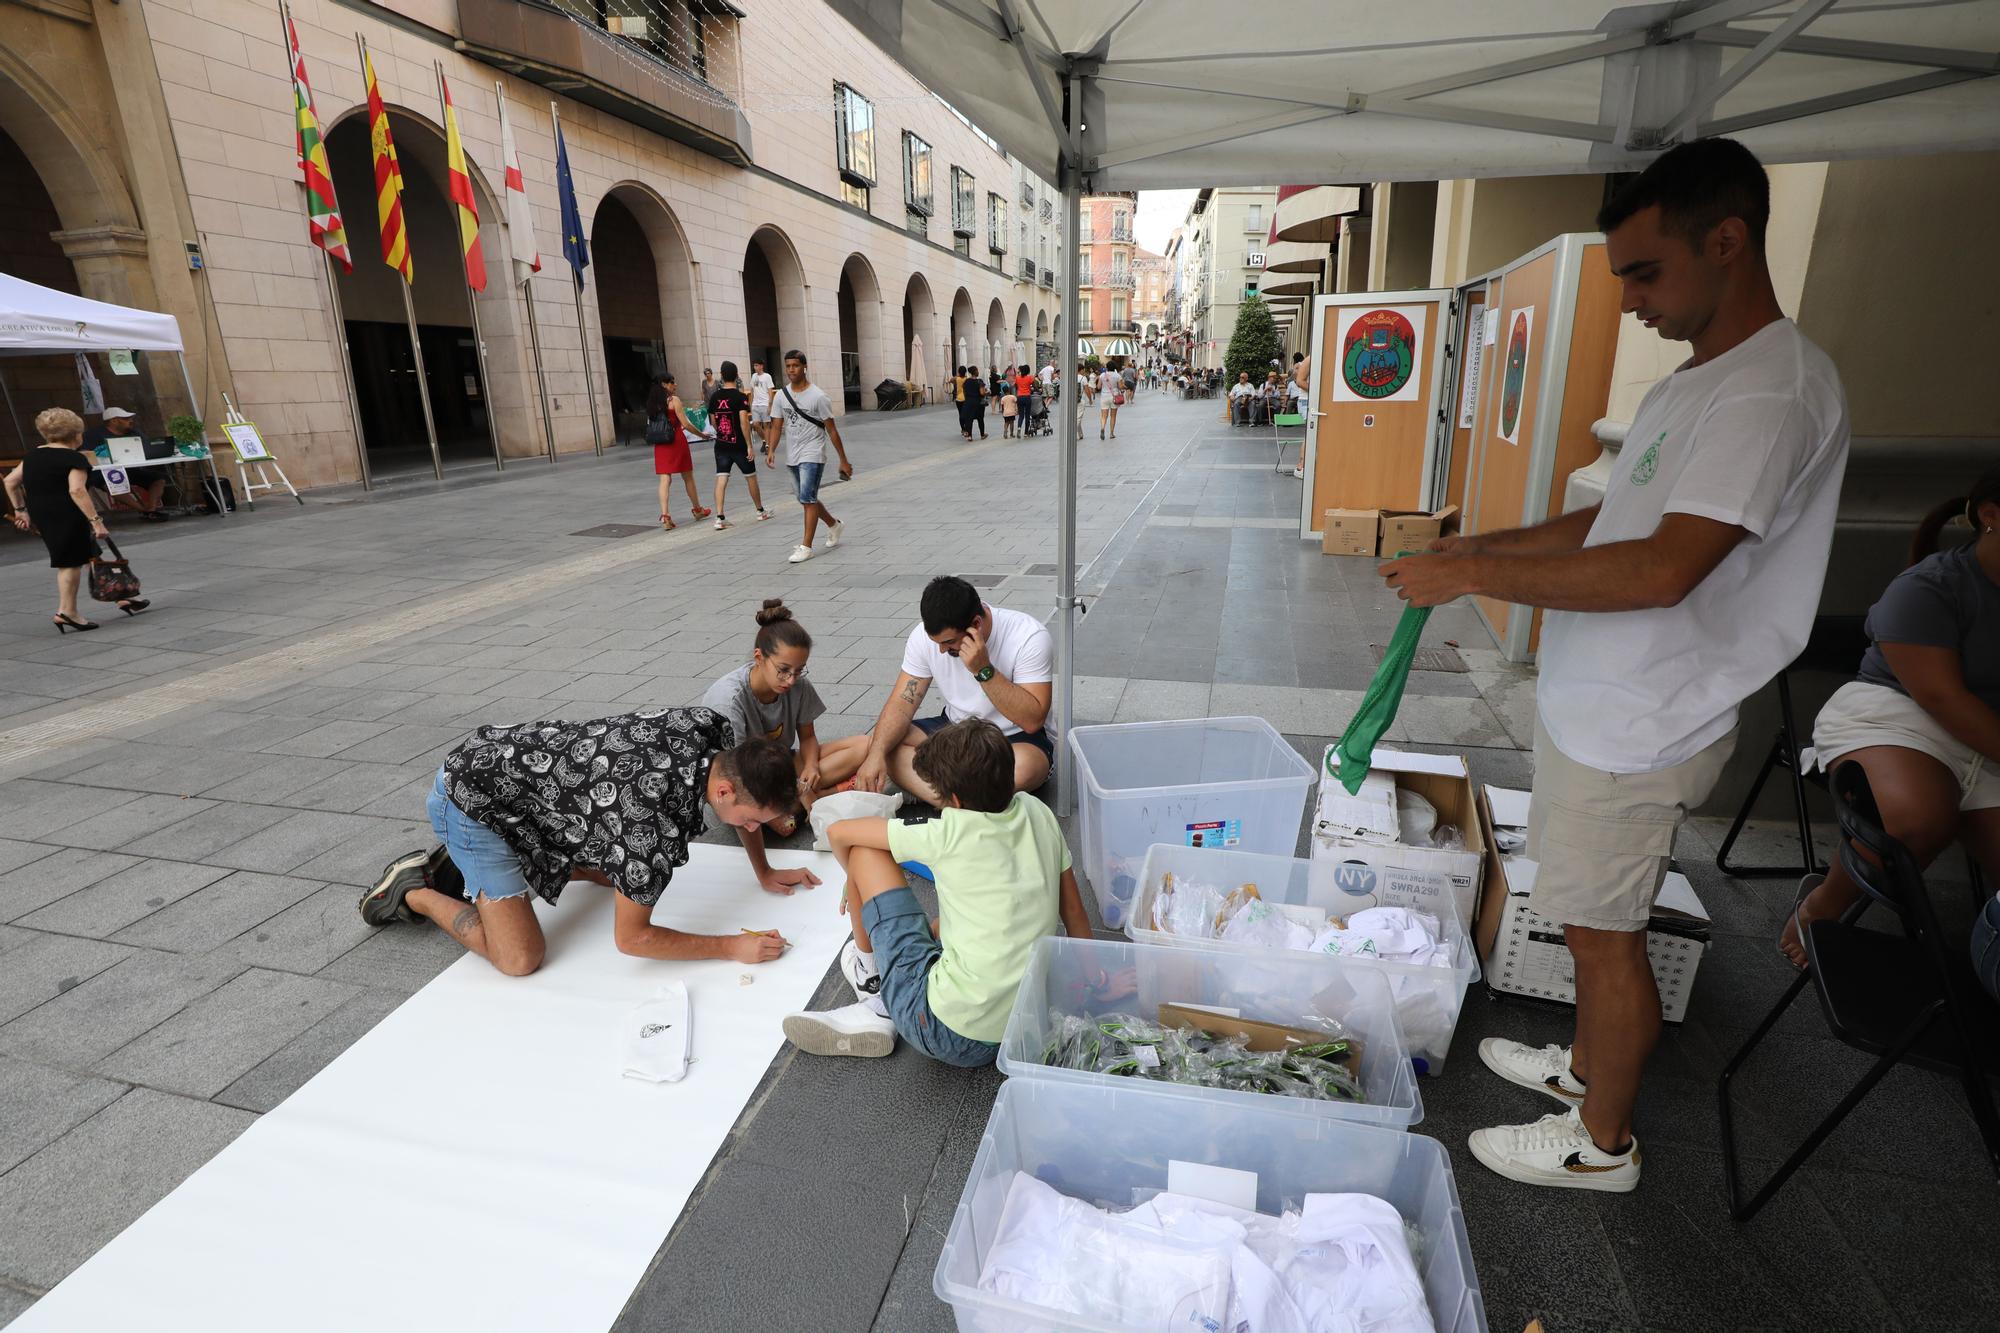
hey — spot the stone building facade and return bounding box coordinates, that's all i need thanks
[0,0,1062,486]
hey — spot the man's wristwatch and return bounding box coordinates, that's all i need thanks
[974,664,996,683]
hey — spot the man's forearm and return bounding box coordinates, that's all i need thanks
[979,671,1047,732]
[1462,504,1598,556]
[1463,540,1685,613]
[618,924,733,961]
[868,683,923,758]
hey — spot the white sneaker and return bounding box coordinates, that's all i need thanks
[1468,1109,1640,1193]
[1479,1038,1587,1107]
[822,520,844,549]
[786,544,814,564]
[756,508,773,521]
[782,1001,896,1057]
[714,515,729,530]
[839,937,888,1015]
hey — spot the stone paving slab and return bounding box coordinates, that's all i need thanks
[93,968,359,1099]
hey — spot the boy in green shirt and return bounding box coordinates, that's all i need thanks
[783,719,1091,1064]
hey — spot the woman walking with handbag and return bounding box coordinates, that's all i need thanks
[4,408,147,633]
[648,373,711,530]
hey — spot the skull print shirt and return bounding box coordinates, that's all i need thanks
[440,707,733,906]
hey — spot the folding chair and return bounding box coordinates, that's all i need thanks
[1716,763,2000,1221]
[1714,615,1870,877]
[1272,412,1305,474]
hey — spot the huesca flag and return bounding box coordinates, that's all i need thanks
[496,92,542,286]
[362,49,412,283]
[286,12,350,272]
[440,73,486,292]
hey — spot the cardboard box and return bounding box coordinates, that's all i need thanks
[1308,748,1486,928]
[1322,508,1379,557]
[1377,504,1460,557]
[1158,1003,1365,1066]
[1474,785,1710,1022]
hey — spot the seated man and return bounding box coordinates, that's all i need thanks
[1228,371,1258,425]
[814,574,1055,803]
[782,719,1092,1061]
[359,707,821,976]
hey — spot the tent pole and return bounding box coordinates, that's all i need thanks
[0,369,27,451]
[1054,73,1083,818]
[175,352,229,517]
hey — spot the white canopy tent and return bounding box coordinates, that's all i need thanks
[826,0,2000,809]
[0,271,224,506]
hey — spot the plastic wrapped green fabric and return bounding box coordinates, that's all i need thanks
[1329,599,1432,794]
[1041,1013,1365,1104]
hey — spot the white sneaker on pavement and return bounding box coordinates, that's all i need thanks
[1468,1108,1640,1192]
[714,515,729,530]
[786,544,814,564]
[782,1001,896,1057]
[756,508,773,521]
[839,937,888,1016]
[822,520,844,549]
[1479,1038,1586,1107]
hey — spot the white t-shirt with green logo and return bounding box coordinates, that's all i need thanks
[1537,319,1849,774]
[886,793,1070,1042]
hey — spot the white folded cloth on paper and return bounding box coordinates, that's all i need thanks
[807,789,903,851]
[975,1172,1436,1333]
[621,982,691,1083]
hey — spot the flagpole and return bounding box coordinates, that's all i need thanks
[358,33,442,481]
[437,61,503,472]
[498,81,557,466]
[551,101,604,457]
[279,0,370,490]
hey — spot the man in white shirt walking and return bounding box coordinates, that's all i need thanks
[1379,138,1850,1194]
[812,575,1055,805]
[764,349,850,565]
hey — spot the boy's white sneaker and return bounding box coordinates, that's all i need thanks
[822,520,844,549]
[783,1002,896,1058]
[1468,1109,1640,1193]
[839,937,887,1015]
[786,544,814,564]
[1479,1038,1587,1107]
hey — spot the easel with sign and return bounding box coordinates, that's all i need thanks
[219,393,302,508]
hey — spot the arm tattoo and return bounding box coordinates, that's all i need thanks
[447,904,482,944]
[899,678,922,704]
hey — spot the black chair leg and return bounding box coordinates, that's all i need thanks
[1715,737,1786,875]
[1721,996,1940,1221]
[1719,966,1812,1216]
[1716,676,1822,878]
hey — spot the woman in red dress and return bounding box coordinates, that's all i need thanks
[648,373,711,530]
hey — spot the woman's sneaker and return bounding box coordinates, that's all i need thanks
[714,514,730,530]
[787,544,814,564]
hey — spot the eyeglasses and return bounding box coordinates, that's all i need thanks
[771,662,808,682]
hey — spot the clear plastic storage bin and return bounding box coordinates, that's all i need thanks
[1067,717,1316,931]
[1131,842,1481,1074]
[934,1078,1487,1333]
[998,936,1422,1129]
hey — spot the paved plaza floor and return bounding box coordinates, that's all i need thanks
[0,392,1992,1331]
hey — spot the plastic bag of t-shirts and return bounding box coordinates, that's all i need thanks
[807,789,903,850]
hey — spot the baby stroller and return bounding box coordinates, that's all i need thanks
[1022,389,1051,436]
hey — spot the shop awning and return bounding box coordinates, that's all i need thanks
[1263,240,1328,273]
[824,1,1999,188]
[0,272,184,355]
[1274,186,1364,242]
[1104,339,1136,357]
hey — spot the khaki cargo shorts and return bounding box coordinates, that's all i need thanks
[1527,716,1736,932]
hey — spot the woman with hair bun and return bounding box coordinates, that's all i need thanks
[1780,466,2000,969]
[3,406,149,633]
[699,598,826,836]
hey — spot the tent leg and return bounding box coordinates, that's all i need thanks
[1054,105,1083,818]
[176,354,230,518]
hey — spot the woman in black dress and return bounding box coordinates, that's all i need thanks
[3,407,146,632]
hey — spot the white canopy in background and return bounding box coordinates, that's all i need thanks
[0,272,184,356]
[830,1,1998,188]
[827,0,2000,815]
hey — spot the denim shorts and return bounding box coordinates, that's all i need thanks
[788,461,823,505]
[427,768,533,901]
[861,886,998,1068]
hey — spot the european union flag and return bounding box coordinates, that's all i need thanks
[555,119,589,288]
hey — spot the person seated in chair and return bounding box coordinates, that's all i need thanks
[1780,469,2000,968]
[811,575,1054,806]
[1228,371,1258,425]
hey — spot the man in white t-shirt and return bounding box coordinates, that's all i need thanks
[813,575,1055,805]
[763,349,851,564]
[1379,138,1849,1195]
[748,359,776,448]
[1227,371,1258,426]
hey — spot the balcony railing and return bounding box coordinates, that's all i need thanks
[1107,273,1135,290]
[1110,226,1134,242]
[1077,269,1093,287]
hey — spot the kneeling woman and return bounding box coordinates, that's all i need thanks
[1781,469,2000,967]
[701,599,826,836]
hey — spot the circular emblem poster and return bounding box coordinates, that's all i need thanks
[1331,304,1426,403]
[1499,306,1534,445]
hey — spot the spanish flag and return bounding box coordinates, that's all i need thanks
[362,48,411,284]
[285,11,350,272]
[439,72,487,292]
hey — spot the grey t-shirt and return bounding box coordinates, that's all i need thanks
[1857,543,2000,713]
[699,663,825,750]
[774,382,835,465]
